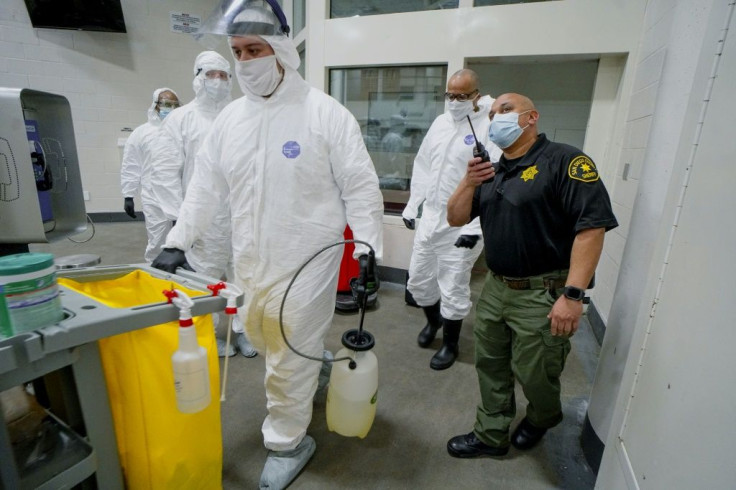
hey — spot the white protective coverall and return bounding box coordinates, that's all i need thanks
[402,95,501,320]
[164,37,384,451]
[153,51,233,279]
[120,87,178,263]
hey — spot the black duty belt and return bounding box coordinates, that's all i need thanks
[491,272,567,290]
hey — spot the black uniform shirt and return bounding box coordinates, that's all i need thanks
[470,133,618,277]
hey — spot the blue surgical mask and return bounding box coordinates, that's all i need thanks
[159,108,172,120]
[488,110,531,149]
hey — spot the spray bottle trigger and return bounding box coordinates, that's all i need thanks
[162,289,178,303]
[207,282,226,296]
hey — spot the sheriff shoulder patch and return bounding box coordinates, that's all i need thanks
[568,155,599,182]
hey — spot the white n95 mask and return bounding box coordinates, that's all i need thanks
[235,55,282,97]
[204,78,230,102]
[448,100,474,122]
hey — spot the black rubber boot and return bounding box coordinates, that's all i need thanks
[430,319,462,370]
[417,301,442,348]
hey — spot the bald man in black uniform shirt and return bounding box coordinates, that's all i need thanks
[446,93,618,458]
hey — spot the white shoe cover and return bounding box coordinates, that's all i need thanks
[259,435,316,490]
[236,332,258,358]
[217,337,236,358]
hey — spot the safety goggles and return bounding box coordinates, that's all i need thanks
[157,99,180,109]
[444,90,478,102]
[205,70,230,80]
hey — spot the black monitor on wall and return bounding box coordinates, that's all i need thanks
[24,0,127,33]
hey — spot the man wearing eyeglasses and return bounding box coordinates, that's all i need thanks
[446,92,618,458]
[121,87,180,262]
[402,69,502,370]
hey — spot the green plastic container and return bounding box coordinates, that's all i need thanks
[0,253,64,338]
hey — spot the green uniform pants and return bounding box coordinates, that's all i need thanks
[473,271,571,448]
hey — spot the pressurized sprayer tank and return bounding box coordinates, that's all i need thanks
[326,342,378,438]
[164,289,211,413]
[326,330,378,439]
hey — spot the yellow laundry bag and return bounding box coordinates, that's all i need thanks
[59,270,222,490]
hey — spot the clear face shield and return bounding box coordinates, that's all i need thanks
[194,0,290,49]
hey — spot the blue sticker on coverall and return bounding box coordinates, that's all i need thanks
[282,141,301,159]
[464,134,475,145]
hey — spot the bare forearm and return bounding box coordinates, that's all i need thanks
[567,228,605,289]
[447,178,475,226]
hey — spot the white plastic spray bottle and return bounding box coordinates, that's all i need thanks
[164,289,211,413]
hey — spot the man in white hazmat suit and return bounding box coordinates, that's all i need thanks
[120,87,180,262]
[403,69,502,371]
[152,1,383,488]
[151,50,257,358]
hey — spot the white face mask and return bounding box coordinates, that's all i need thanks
[204,78,230,102]
[235,55,283,97]
[448,100,475,122]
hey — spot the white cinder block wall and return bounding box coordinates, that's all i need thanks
[0,0,237,213]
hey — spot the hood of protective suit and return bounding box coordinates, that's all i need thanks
[227,3,299,71]
[228,5,301,98]
[147,87,178,125]
[192,51,233,110]
[231,34,300,99]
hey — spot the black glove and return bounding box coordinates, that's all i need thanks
[403,218,415,230]
[124,197,136,219]
[151,248,194,274]
[172,220,177,227]
[454,234,480,249]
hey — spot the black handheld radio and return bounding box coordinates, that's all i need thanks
[466,116,493,183]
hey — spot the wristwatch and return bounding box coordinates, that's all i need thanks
[563,286,586,301]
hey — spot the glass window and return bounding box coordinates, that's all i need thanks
[329,65,448,213]
[474,0,559,5]
[331,0,458,19]
[294,0,306,35]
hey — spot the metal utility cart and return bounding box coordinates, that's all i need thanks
[0,265,242,489]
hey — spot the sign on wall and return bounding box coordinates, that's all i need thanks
[170,12,201,34]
